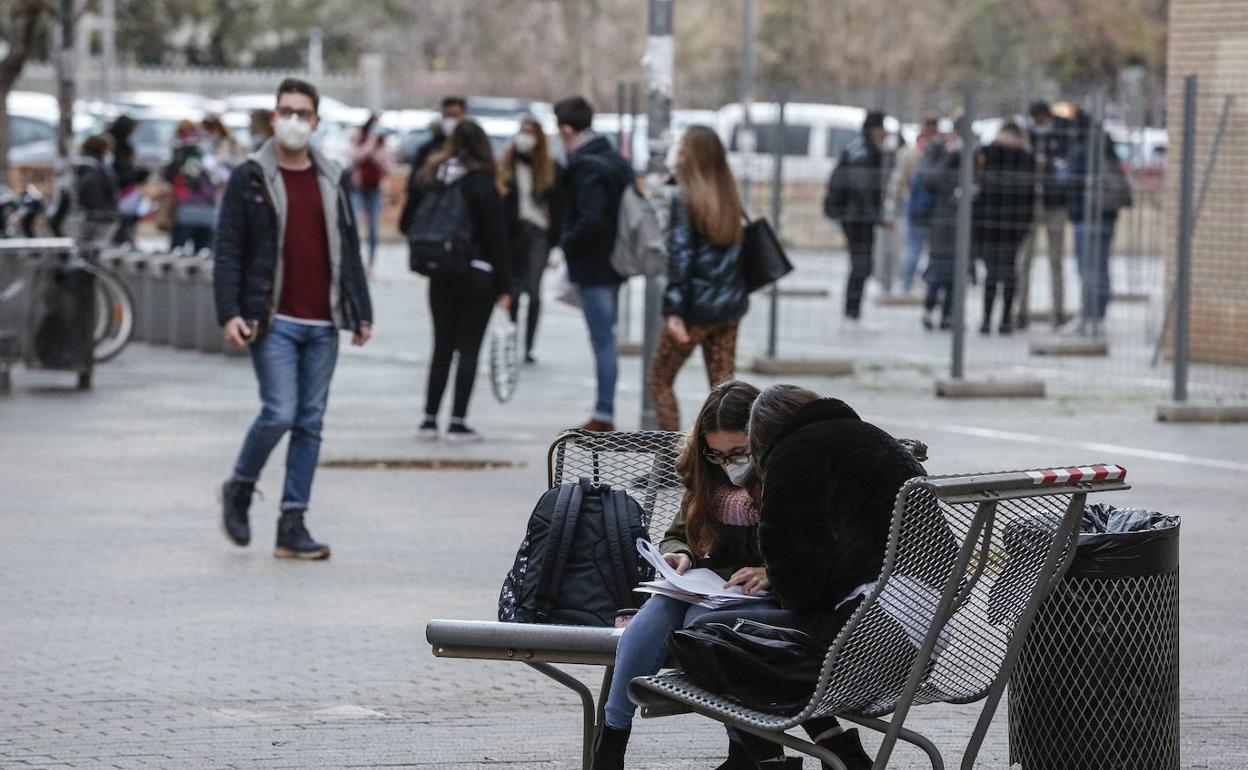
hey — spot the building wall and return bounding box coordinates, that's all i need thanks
[1166,1,1248,366]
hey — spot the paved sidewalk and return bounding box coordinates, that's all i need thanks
[2,243,1246,768]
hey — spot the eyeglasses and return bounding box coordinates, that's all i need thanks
[276,107,316,120]
[703,451,750,467]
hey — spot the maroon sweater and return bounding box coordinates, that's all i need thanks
[277,166,332,322]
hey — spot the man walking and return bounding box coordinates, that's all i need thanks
[1017,100,1070,329]
[890,117,939,294]
[554,96,633,432]
[824,110,890,327]
[214,78,373,560]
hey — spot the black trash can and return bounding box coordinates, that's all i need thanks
[1008,504,1180,770]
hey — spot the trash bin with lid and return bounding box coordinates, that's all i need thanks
[143,255,175,345]
[1008,504,1180,770]
[169,258,201,350]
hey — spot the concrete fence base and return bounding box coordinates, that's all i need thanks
[1030,337,1110,356]
[1155,401,1248,423]
[751,357,854,377]
[936,377,1046,398]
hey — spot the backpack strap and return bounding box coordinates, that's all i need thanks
[600,487,638,609]
[535,480,584,619]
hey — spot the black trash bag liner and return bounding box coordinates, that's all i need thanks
[1071,504,1181,579]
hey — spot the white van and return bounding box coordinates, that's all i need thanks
[716,102,903,182]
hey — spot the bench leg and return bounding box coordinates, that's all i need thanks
[842,714,945,770]
[526,662,598,770]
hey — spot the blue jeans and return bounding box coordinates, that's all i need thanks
[233,318,339,511]
[605,595,715,729]
[579,284,619,422]
[1073,220,1115,321]
[352,187,382,266]
[903,219,930,292]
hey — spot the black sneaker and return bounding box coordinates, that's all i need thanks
[445,422,483,443]
[217,478,254,546]
[816,728,873,770]
[417,417,439,441]
[524,352,537,365]
[274,510,331,560]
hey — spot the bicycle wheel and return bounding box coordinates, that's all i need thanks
[86,263,135,363]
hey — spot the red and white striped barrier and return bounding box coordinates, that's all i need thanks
[1027,465,1127,486]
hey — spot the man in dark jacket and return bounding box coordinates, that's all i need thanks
[824,110,890,325]
[554,96,633,432]
[409,95,467,171]
[213,78,373,561]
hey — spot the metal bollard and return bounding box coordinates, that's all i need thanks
[169,258,201,350]
[118,251,148,343]
[143,255,175,345]
[194,258,221,354]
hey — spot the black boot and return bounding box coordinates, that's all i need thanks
[218,478,254,546]
[591,724,630,770]
[275,510,330,560]
[817,728,873,770]
[715,730,785,769]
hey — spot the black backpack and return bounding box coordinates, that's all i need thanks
[406,180,474,276]
[499,477,652,626]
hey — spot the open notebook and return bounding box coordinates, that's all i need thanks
[636,538,772,609]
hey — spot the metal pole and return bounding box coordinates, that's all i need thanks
[640,0,673,430]
[950,83,975,380]
[1173,76,1197,403]
[102,0,116,101]
[739,0,755,212]
[615,81,632,345]
[1089,92,1106,336]
[766,95,786,359]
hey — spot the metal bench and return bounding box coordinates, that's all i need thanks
[628,464,1130,770]
[427,429,687,770]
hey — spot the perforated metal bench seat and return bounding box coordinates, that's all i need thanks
[427,619,622,666]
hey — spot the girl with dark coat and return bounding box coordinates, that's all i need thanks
[686,384,930,769]
[973,123,1035,335]
[403,120,512,442]
[918,128,963,330]
[499,117,563,363]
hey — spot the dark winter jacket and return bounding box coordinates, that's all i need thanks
[559,134,633,286]
[973,143,1036,250]
[756,398,928,612]
[1028,119,1071,210]
[213,139,373,336]
[410,133,445,174]
[502,156,565,249]
[73,157,119,215]
[824,137,886,225]
[920,140,963,285]
[107,116,149,191]
[1065,134,1128,225]
[663,191,748,326]
[401,166,512,294]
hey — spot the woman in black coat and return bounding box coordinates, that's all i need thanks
[973,123,1035,335]
[689,384,929,769]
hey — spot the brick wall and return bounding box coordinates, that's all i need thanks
[1166,1,1248,366]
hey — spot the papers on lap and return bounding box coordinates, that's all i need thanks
[636,539,771,609]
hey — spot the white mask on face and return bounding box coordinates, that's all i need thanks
[514,132,537,154]
[274,115,312,151]
[441,117,460,137]
[723,459,753,487]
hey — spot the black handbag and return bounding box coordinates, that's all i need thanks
[668,618,825,714]
[740,218,793,293]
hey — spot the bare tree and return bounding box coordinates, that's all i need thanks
[0,0,51,187]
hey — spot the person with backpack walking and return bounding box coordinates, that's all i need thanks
[400,119,511,442]
[214,78,373,560]
[647,126,747,432]
[823,110,890,326]
[351,113,390,272]
[973,123,1035,335]
[593,380,794,770]
[500,116,563,364]
[555,96,634,432]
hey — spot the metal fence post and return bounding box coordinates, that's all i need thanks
[950,83,975,380]
[640,0,673,430]
[766,94,786,360]
[1174,76,1197,403]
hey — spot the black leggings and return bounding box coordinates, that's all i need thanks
[425,269,496,419]
[841,221,876,319]
[980,236,1024,326]
[509,221,548,354]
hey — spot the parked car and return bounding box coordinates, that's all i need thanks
[5,90,104,166]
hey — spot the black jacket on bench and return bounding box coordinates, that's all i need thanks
[756,398,928,612]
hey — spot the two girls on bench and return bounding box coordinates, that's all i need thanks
[596,383,928,770]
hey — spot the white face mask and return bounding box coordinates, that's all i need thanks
[441,117,460,137]
[274,115,313,151]
[513,132,537,154]
[723,459,753,487]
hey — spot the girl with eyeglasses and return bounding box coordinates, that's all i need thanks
[594,380,788,770]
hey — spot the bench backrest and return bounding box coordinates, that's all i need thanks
[801,464,1129,720]
[547,429,687,544]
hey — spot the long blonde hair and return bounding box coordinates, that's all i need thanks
[499,118,557,197]
[676,125,744,246]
